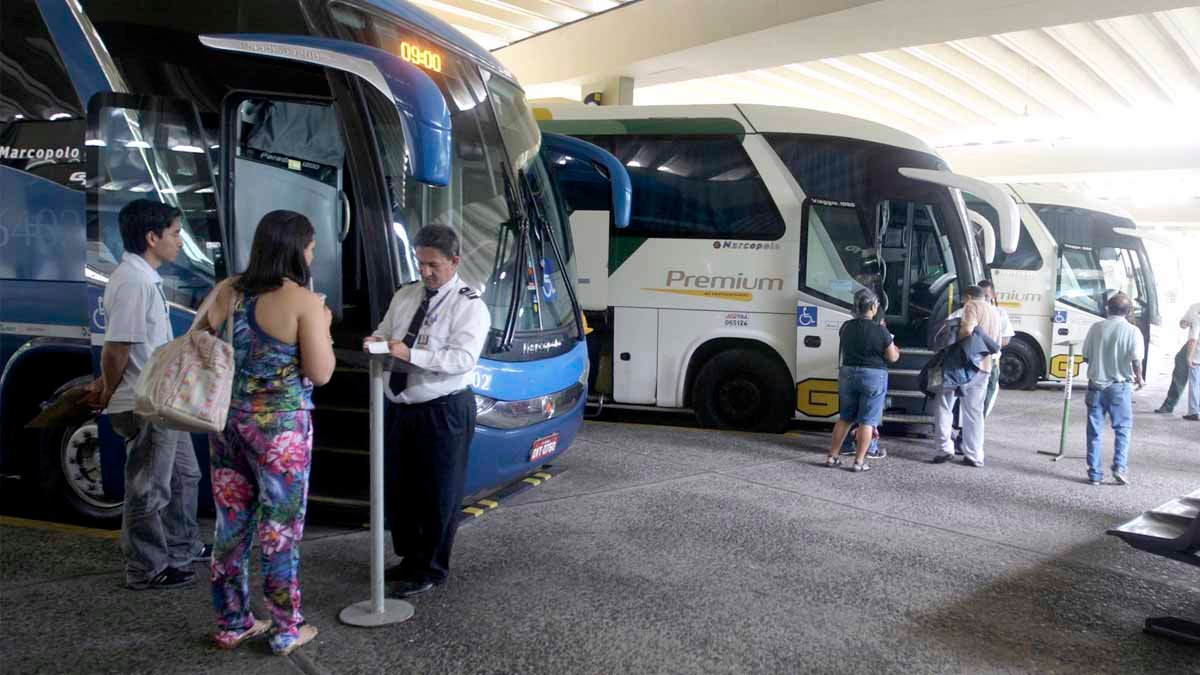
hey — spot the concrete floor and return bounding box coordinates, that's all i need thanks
[2,380,1199,674]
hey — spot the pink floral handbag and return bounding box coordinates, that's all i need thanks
[134,288,237,433]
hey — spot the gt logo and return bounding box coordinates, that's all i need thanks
[796,378,838,417]
[1049,354,1084,379]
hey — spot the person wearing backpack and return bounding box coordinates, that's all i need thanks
[85,199,207,591]
[200,210,335,655]
[824,289,900,472]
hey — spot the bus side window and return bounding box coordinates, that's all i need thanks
[800,200,872,307]
[87,95,222,310]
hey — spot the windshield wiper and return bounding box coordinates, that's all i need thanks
[495,162,529,352]
[521,163,585,342]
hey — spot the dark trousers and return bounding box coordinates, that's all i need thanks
[1159,343,1190,411]
[385,389,475,584]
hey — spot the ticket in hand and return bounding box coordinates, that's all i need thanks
[366,340,390,355]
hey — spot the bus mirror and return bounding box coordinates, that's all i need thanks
[967,209,996,264]
[200,34,452,186]
[540,132,632,228]
[897,168,1019,255]
[1096,246,1120,261]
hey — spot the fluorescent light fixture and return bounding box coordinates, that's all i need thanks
[130,183,153,192]
[49,112,72,120]
[626,160,643,168]
[170,145,204,153]
[85,139,107,147]
[195,187,214,194]
[124,141,151,149]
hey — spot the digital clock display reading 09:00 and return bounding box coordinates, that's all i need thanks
[400,41,442,73]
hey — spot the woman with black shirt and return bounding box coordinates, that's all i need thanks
[825,289,900,472]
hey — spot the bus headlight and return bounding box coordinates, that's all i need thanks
[474,382,585,429]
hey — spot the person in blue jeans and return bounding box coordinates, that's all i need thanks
[1081,293,1144,486]
[825,289,900,472]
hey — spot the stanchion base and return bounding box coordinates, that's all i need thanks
[339,599,414,627]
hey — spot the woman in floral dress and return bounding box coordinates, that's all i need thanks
[201,210,335,655]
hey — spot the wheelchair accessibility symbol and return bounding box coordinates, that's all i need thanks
[1053,310,1067,324]
[91,296,107,332]
[797,305,818,327]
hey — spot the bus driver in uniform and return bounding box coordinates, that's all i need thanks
[363,224,490,599]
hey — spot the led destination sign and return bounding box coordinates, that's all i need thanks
[399,41,442,72]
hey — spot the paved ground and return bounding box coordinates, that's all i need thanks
[1,377,1198,674]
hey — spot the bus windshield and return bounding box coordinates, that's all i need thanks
[329,2,578,353]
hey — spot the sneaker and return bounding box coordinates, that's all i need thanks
[1154,406,1173,414]
[824,456,843,468]
[1089,479,1102,486]
[962,457,983,468]
[192,544,213,564]
[1184,414,1200,422]
[1112,471,1129,486]
[931,453,954,464]
[852,462,871,472]
[127,567,196,591]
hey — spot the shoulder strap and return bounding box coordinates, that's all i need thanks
[188,287,220,334]
[459,286,481,300]
[225,291,240,344]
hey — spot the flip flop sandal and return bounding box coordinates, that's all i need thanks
[214,618,270,649]
[274,624,319,657]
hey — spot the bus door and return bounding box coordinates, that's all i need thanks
[795,199,866,419]
[1052,244,1106,381]
[878,199,956,347]
[199,34,452,348]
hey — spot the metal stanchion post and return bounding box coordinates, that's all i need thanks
[340,356,414,627]
[1040,340,1079,461]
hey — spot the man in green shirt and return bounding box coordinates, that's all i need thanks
[1080,293,1144,486]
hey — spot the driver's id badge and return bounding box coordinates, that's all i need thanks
[417,334,430,347]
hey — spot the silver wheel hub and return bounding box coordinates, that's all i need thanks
[61,422,121,510]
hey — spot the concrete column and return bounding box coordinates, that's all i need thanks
[581,76,634,106]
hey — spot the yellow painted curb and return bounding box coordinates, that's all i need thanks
[0,515,119,540]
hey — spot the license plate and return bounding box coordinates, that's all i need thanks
[529,433,559,462]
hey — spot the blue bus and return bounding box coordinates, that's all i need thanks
[0,0,630,523]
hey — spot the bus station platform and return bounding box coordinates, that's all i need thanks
[2,380,1198,674]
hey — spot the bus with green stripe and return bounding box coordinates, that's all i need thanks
[536,103,1019,432]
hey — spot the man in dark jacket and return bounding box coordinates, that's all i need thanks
[931,286,1002,467]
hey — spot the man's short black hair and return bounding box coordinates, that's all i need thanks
[1107,292,1133,317]
[978,280,994,290]
[118,199,181,255]
[964,285,986,300]
[414,224,460,259]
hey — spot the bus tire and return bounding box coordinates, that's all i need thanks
[999,338,1040,390]
[37,378,122,526]
[691,348,793,433]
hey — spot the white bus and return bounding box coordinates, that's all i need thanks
[535,104,1018,432]
[965,185,1161,389]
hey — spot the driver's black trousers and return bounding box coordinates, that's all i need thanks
[385,389,475,584]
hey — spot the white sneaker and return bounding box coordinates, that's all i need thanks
[1112,471,1129,486]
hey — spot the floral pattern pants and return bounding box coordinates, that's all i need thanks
[209,409,312,652]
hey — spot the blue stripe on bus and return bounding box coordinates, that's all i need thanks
[474,340,586,401]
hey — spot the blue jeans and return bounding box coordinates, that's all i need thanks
[1188,361,1200,416]
[838,366,887,427]
[1085,382,1132,482]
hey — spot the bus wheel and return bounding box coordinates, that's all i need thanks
[40,417,122,526]
[692,349,793,433]
[999,339,1039,390]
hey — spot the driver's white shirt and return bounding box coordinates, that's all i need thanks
[371,274,491,405]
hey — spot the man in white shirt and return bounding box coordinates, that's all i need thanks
[86,199,205,590]
[979,280,1014,416]
[364,224,490,598]
[1157,301,1200,415]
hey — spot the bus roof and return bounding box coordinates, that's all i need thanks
[357,0,511,77]
[1007,183,1135,222]
[534,103,940,157]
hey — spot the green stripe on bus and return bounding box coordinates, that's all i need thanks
[538,118,746,139]
[610,236,647,274]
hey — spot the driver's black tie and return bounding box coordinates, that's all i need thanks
[390,287,437,395]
